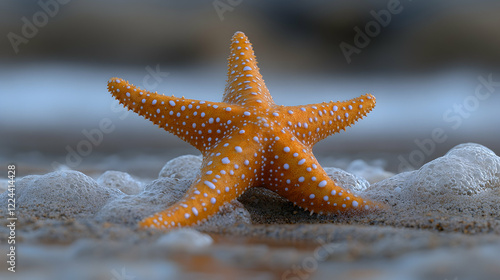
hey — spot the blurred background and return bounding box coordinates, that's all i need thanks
[1,0,499,176]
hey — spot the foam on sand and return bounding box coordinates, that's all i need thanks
[1,143,500,279]
[7,170,121,218]
[1,143,499,230]
[367,143,500,218]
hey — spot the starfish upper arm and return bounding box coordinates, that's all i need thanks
[108,78,241,151]
[277,94,376,146]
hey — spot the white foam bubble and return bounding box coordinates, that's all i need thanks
[324,167,370,192]
[0,170,121,218]
[95,177,192,224]
[96,171,143,195]
[159,155,202,179]
[368,143,500,215]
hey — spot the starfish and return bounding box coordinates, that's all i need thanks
[107,31,383,229]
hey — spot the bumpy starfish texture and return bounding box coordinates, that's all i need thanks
[108,31,382,229]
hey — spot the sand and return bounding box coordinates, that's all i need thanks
[1,143,499,280]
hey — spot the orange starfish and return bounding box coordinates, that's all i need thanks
[108,31,383,229]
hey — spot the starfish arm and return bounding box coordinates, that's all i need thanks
[108,78,242,152]
[222,31,274,108]
[277,94,376,146]
[264,136,384,214]
[139,132,262,228]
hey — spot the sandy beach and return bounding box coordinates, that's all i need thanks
[1,143,499,280]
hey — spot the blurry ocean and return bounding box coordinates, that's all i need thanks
[1,62,499,176]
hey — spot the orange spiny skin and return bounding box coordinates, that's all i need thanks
[107,31,384,229]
